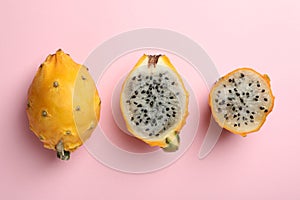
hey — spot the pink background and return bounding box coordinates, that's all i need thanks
[1,0,300,199]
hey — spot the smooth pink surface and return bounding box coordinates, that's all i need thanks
[1,0,300,199]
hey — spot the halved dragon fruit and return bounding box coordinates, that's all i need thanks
[209,68,274,136]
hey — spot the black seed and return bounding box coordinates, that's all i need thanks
[166,107,170,111]
[143,109,148,113]
[136,122,139,126]
[249,83,252,86]
[218,90,221,94]
[138,74,141,78]
[244,122,248,125]
[165,77,169,80]
[133,102,138,105]
[172,114,176,117]
[135,91,138,95]
[158,102,162,105]
[250,115,254,119]
[264,98,268,101]
[137,115,140,119]
[159,73,163,77]
[234,124,237,127]
[233,114,237,118]
[137,79,142,81]
[223,84,227,87]
[264,109,268,113]
[149,76,153,80]
[254,98,258,101]
[155,133,159,137]
[246,110,250,114]
[42,110,47,117]
[150,101,154,107]
[144,114,147,117]
[250,120,254,123]
[240,98,244,104]
[246,92,250,96]
[238,123,240,127]
[215,99,219,103]
[227,103,231,106]
[171,107,175,110]
[260,106,264,110]
[228,89,232,93]
[81,75,86,80]
[232,78,235,83]
[239,107,242,111]
[228,97,233,101]
[261,89,265,93]
[171,82,175,85]
[166,114,171,117]
[131,95,136,99]
[132,76,136,81]
[234,88,238,92]
[242,92,245,95]
[232,107,236,111]
[257,83,261,87]
[139,119,142,123]
[256,95,259,98]
[149,133,153,136]
[169,96,174,99]
[218,108,222,112]
[53,81,59,87]
[229,79,232,82]
[238,113,240,116]
[236,93,240,97]
[240,73,245,78]
[145,128,149,131]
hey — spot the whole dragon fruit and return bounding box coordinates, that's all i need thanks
[26,49,101,160]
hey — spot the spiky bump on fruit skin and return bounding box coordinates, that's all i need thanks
[209,68,274,136]
[26,49,101,160]
[120,55,189,151]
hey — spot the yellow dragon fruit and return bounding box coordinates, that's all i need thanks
[26,49,101,160]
